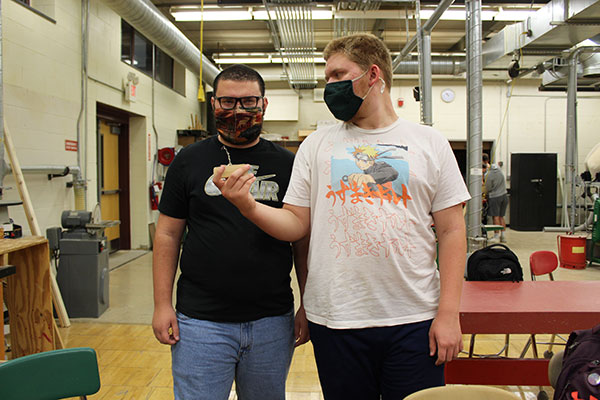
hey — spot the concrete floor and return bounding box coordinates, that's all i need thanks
[93,229,600,325]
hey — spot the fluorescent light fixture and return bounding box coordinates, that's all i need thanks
[494,9,539,21]
[419,7,539,21]
[419,9,496,21]
[171,5,332,22]
[213,53,325,64]
[171,4,538,23]
[253,8,332,20]
[214,57,272,64]
[171,6,252,22]
[578,38,599,47]
[335,10,399,19]
[310,9,334,20]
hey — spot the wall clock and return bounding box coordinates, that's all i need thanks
[441,88,455,103]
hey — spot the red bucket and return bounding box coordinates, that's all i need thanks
[557,234,587,269]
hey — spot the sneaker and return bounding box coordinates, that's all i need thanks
[489,236,500,244]
[500,234,507,243]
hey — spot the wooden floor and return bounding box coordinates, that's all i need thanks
[6,229,600,399]
[54,322,562,400]
[56,322,325,400]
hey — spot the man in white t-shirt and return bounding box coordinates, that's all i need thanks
[214,34,471,399]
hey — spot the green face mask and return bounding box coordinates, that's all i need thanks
[324,70,373,121]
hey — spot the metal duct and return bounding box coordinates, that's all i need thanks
[394,58,465,75]
[101,0,220,84]
[582,52,600,77]
[466,0,484,246]
[540,55,600,89]
[565,46,600,233]
[582,35,600,77]
[1,165,82,183]
[482,0,600,69]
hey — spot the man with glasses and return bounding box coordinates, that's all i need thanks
[215,34,469,399]
[152,64,308,400]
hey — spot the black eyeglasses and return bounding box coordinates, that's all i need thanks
[215,96,263,110]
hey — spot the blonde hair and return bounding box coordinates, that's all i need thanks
[352,146,380,160]
[323,33,392,89]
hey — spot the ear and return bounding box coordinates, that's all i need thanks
[211,96,215,110]
[262,97,268,114]
[368,64,380,85]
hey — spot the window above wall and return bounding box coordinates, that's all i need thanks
[121,20,182,95]
[12,0,56,22]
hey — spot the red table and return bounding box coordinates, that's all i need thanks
[445,281,600,386]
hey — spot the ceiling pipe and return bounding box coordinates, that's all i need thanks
[101,0,220,84]
[581,35,600,78]
[466,0,485,247]
[565,45,600,233]
[392,0,455,69]
[481,0,600,68]
[0,166,82,183]
[394,58,465,75]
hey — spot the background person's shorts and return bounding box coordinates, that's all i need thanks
[488,194,508,217]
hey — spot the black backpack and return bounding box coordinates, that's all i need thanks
[466,243,523,282]
[554,324,600,400]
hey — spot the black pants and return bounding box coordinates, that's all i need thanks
[308,319,444,400]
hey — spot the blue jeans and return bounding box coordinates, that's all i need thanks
[309,319,444,400]
[172,310,295,400]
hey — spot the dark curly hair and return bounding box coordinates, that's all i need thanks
[213,64,265,96]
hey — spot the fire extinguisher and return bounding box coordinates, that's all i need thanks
[150,181,162,210]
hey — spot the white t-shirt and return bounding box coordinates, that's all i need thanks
[284,117,471,329]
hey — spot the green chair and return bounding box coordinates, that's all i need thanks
[0,347,101,400]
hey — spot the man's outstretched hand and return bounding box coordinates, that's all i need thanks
[213,164,257,216]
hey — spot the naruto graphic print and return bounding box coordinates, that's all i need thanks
[326,141,414,260]
[329,144,411,207]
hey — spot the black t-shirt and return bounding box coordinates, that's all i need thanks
[159,136,295,322]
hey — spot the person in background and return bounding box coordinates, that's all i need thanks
[482,155,489,227]
[214,34,470,399]
[483,153,508,243]
[482,153,490,170]
[152,64,309,400]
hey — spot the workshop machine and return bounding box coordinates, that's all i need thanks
[48,210,117,318]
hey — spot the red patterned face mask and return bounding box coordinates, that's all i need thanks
[214,108,264,145]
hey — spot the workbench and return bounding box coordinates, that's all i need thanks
[446,281,600,386]
[1,236,57,359]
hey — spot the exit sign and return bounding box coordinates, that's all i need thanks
[65,140,78,151]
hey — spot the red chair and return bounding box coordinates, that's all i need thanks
[519,251,565,359]
[530,250,558,281]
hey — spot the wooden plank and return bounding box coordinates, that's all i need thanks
[4,241,55,358]
[53,321,64,350]
[0,237,47,255]
[3,122,70,328]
